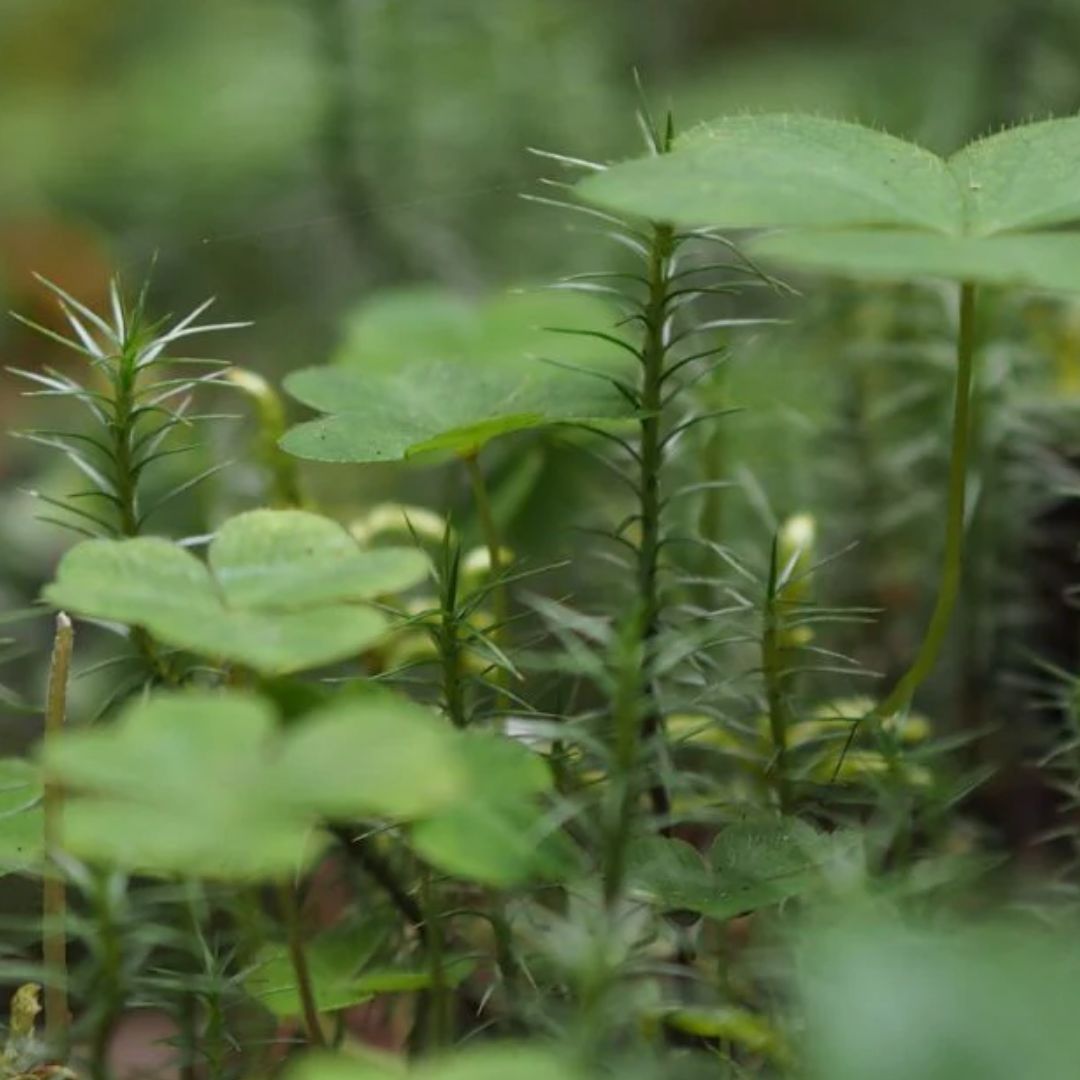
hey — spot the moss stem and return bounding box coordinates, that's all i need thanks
[43,613,73,1051]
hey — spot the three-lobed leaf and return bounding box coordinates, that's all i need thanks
[44,509,428,675]
[578,113,1080,291]
[280,289,636,464]
[42,688,463,879]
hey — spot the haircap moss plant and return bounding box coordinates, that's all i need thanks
[580,113,1080,728]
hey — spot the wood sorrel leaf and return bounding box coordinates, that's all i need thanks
[280,288,635,464]
[43,509,428,675]
[41,688,465,879]
[410,732,578,886]
[41,692,317,879]
[578,113,1080,291]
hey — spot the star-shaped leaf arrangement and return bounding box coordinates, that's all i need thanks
[280,288,635,464]
[578,113,1080,291]
[44,510,429,675]
[41,687,463,879]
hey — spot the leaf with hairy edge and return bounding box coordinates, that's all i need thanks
[577,112,1080,292]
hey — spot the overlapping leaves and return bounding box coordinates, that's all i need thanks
[41,687,461,879]
[578,113,1080,290]
[280,289,636,463]
[44,509,428,674]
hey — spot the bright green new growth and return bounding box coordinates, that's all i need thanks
[280,288,635,463]
[579,113,1080,289]
[44,509,428,675]
[40,688,463,879]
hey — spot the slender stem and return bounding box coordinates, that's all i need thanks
[275,881,325,1048]
[602,619,646,908]
[879,282,978,718]
[463,451,509,700]
[761,544,791,812]
[419,870,451,1050]
[89,874,124,1080]
[637,222,675,823]
[43,613,72,1051]
[226,368,304,508]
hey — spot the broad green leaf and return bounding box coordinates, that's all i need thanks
[800,915,1080,1080]
[288,1044,581,1080]
[0,760,43,872]
[752,230,1080,292]
[210,510,429,610]
[280,289,635,464]
[577,112,1080,292]
[44,510,426,675]
[578,114,960,233]
[42,689,464,879]
[951,116,1080,235]
[411,733,577,886]
[626,820,826,920]
[43,693,319,879]
[275,687,462,820]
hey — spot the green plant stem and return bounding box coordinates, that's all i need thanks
[227,368,304,508]
[109,345,140,539]
[637,221,675,823]
[878,282,978,719]
[89,874,124,1080]
[761,547,792,813]
[275,881,325,1049]
[463,451,509,702]
[43,612,72,1052]
[420,870,450,1050]
[602,619,646,908]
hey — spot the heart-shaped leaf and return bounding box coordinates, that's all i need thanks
[44,510,428,675]
[578,113,1080,291]
[42,688,464,879]
[411,732,578,886]
[280,289,635,464]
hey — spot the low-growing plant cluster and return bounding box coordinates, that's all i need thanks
[6,104,1080,1080]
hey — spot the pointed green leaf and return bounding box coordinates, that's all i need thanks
[280,289,635,464]
[44,510,426,675]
